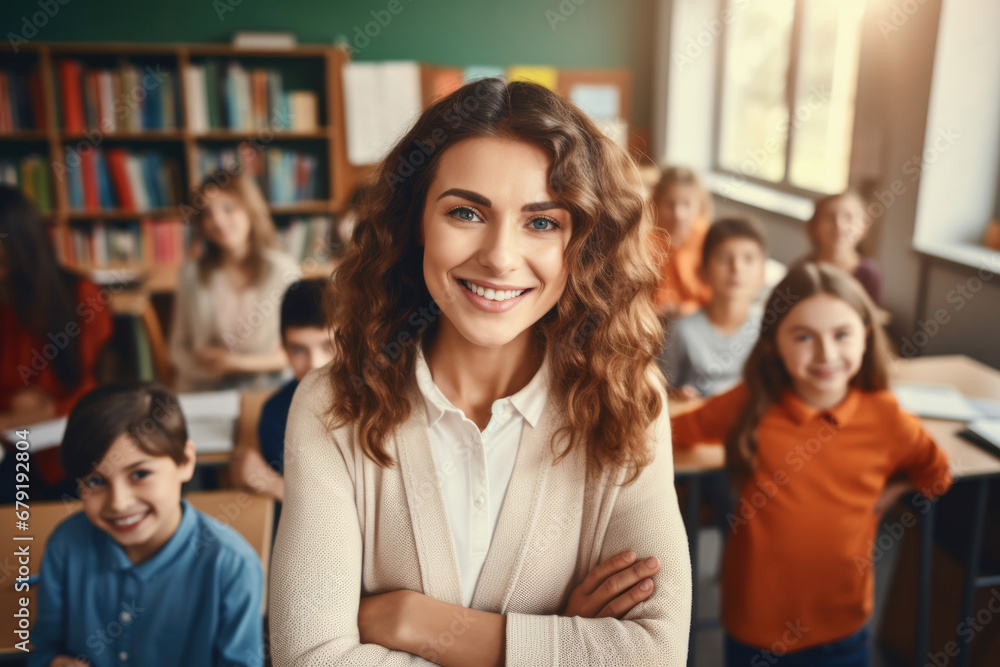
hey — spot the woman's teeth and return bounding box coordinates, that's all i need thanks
[462,280,527,302]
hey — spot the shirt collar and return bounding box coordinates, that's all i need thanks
[414,345,550,429]
[781,386,862,427]
[101,498,198,580]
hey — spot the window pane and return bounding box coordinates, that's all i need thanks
[788,0,866,193]
[718,0,797,183]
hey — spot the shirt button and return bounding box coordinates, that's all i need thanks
[119,651,128,661]
[474,495,485,508]
[120,611,131,623]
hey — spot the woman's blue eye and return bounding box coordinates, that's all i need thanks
[530,217,558,231]
[83,476,104,488]
[795,334,811,342]
[835,331,850,340]
[131,470,150,482]
[448,206,480,222]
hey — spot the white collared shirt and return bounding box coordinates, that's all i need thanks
[414,347,550,607]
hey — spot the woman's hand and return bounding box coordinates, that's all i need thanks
[561,550,661,619]
[358,590,416,651]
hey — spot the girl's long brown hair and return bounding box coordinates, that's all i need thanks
[326,78,665,482]
[725,262,891,486]
[190,171,279,285]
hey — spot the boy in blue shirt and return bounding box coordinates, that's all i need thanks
[230,278,333,502]
[30,383,264,667]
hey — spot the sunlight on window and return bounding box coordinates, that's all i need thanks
[718,0,796,183]
[789,0,866,193]
[717,0,866,194]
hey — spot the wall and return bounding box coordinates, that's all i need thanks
[0,0,657,129]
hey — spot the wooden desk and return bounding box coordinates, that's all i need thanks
[671,354,1000,667]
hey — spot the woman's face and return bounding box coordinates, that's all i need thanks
[420,137,573,349]
[200,191,252,255]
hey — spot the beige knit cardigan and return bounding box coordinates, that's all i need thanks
[269,366,692,666]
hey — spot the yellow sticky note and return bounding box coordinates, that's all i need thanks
[507,66,558,90]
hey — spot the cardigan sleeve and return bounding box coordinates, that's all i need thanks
[505,388,693,666]
[268,369,434,666]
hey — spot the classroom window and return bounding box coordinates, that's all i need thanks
[715,0,866,195]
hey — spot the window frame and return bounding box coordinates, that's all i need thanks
[710,0,856,199]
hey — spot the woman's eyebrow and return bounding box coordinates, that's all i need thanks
[437,188,491,207]
[437,188,567,212]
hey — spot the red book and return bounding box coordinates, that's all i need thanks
[57,59,85,132]
[106,148,136,211]
[28,71,47,129]
[0,71,11,132]
[80,151,99,212]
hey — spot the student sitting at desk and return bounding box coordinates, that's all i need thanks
[30,383,264,667]
[229,278,334,502]
[671,263,951,667]
[169,172,300,392]
[659,216,767,399]
[0,186,113,431]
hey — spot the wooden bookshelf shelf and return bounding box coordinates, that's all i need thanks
[0,40,368,285]
[0,131,49,141]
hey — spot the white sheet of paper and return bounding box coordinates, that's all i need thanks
[2,417,67,453]
[893,383,983,421]
[178,389,241,421]
[343,61,422,166]
[187,419,237,454]
[965,419,1000,450]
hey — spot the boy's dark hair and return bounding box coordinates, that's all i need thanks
[280,278,328,341]
[61,383,189,481]
[702,216,768,267]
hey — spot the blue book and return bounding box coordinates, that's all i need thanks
[66,148,84,209]
[94,150,114,209]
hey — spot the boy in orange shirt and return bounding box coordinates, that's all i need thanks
[651,166,713,318]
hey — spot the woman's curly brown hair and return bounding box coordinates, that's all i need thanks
[325,78,667,483]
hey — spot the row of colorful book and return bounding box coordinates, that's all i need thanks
[56,59,180,133]
[278,216,332,263]
[49,217,190,267]
[183,62,318,132]
[196,146,320,204]
[0,155,54,213]
[64,148,182,213]
[0,68,47,132]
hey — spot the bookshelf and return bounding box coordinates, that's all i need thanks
[0,41,367,288]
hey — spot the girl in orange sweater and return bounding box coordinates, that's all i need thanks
[671,262,951,666]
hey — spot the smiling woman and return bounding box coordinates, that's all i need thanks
[269,78,692,667]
